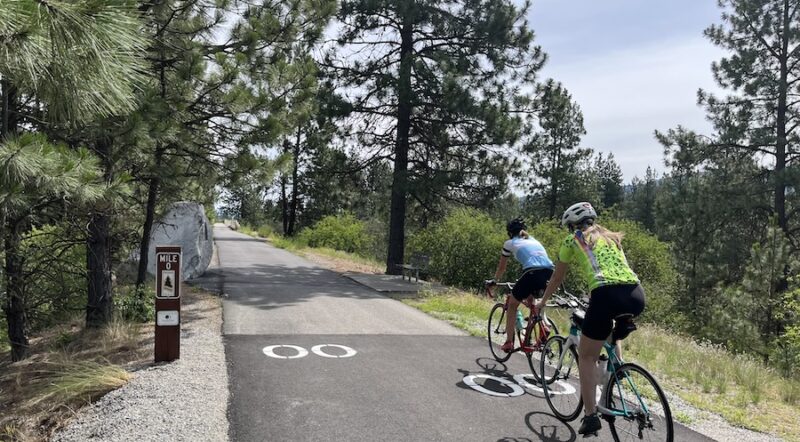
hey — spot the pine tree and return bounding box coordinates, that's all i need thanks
[523,79,592,219]
[330,0,545,273]
[133,0,335,288]
[0,136,105,360]
[624,167,659,232]
[1,0,145,359]
[701,0,800,243]
[656,127,769,318]
[595,152,624,209]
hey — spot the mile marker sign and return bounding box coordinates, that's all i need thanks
[155,246,181,362]
[156,248,181,299]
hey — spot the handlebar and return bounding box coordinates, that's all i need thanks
[551,288,589,309]
[484,281,514,300]
[483,280,589,310]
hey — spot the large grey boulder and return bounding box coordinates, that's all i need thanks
[147,202,213,280]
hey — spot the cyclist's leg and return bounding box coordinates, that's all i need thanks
[504,296,520,349]
[579,286,616,416]
[506,271,534,349]
[577,334,605,415]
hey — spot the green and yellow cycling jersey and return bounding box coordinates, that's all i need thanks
[558,231,639,291]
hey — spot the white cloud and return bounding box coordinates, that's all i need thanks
[539,36,725,180]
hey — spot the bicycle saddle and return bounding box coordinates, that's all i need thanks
[571,309,586,328]
[612,314,637,342]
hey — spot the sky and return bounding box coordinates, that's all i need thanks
[527,0,725,181]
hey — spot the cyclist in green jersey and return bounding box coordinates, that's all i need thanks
[535,202,645,436]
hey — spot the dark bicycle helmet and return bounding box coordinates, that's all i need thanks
[506,217,526,238]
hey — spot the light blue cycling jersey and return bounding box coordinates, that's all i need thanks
[501,236,554,270]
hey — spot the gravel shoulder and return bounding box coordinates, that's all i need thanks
[51,286,228,442]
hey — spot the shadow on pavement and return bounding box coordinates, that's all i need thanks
[525,412,577,442]
[192,263,389,311]
[213,236,266,242]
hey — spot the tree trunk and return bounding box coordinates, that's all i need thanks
[86,136,114,327]
[773,0,791,297]
[1,79,27,360]
[776,0,789,236]
[288,125,301,236]
[136,46,168,289]
[4,222,28,361]
[281,174,288,235]
[280,138,290,235]
[135,148,163,289]
[548,143,560,219]
[87,212,113,326]
[385,17,414,275]
[1,80,19,139]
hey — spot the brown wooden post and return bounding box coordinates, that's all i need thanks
[155,246,181,362]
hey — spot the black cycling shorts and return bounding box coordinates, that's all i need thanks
[581,284,646,341]
[511,268,554,302]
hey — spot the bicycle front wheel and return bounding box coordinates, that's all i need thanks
[605,362,674,442]
[525,315,560,383]
[487,303,511,362]
[540,336,582,421]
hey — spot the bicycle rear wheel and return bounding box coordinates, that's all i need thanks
[487,303,512,362]
[605,362,673,442]
[525,315,560,383]
[540,336,582,421]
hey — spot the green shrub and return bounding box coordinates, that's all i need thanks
[296,213,368,254]
[114,286,155,323]
[257,224,275,238]
[408,208,519,289]
[18,225,86,331]
[772,287,800,377]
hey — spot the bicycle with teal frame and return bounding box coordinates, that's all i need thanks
[540,291,674,441]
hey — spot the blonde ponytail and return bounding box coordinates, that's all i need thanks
[583,224,624,249]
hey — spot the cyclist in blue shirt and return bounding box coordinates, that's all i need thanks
[489,218,555,352]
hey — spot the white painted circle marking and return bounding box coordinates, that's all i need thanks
[262,345,308,359]
[513,374,543,393]
[463,374,525,397]
[311,344,357,359]
[513,374,577,396]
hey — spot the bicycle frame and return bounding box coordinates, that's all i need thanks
[550,304,653,423]
[486,283,553,354]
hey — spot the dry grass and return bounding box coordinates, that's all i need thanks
[297,247,384,274]
[624,326,800,441]
[239,226,385,275]
[0,315,151,441]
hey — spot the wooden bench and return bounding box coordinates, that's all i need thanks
[397,253,430,282]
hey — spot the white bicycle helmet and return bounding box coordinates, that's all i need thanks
[561,202,597,228]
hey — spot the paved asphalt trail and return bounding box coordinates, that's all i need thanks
[208,226,713,442]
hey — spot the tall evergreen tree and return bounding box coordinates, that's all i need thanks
[133,0,335,289]
[624,166,659,232]
[523,79,592,219]
[1,0,145,359]
[330,0,545,273]
[701,0,800,244]
[595,152,624,209]
[656,127,769,318]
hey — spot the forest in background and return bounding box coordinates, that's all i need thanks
[1,0,798,384]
